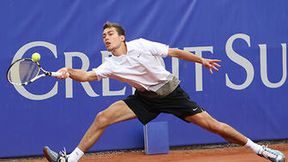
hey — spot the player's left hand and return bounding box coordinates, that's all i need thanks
[202,59,221,74]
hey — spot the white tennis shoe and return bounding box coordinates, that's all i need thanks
[43,146,68,162]
[257,145,285,162]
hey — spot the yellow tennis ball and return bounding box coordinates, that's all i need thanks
[32,53,41,62]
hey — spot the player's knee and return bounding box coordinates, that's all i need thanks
[94,111,111,128]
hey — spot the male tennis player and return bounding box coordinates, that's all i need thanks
[43,22,285,162]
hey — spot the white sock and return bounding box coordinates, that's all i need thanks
[68,147,84,162]
[244,138,263,154]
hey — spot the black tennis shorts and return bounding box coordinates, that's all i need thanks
[123,86,205,125]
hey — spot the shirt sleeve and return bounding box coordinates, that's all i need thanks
[92,61,112,80]
[136,38,169,57]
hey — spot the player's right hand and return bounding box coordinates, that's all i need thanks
[56,68,70,79]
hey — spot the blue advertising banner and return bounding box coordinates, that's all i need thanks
[0,0,287,157]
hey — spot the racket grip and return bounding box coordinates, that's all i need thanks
[51,72,62,77]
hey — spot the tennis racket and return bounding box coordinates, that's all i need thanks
[6,58,61,86]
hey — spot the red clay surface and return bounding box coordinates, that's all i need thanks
[3,143,288,162]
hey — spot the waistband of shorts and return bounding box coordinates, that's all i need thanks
[137,75,180,98]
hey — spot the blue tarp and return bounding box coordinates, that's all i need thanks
[0,0,287,157]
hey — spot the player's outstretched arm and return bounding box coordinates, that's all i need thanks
[56,68,98,82]
[168,48,221,73]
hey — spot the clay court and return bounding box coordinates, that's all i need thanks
[3,142,287,162]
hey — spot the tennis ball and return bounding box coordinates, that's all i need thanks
[32,53,41,62]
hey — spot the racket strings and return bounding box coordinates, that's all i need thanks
[7,59,39,84]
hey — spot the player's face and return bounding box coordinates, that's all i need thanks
[102,27,125,52]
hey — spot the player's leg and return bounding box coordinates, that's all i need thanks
[185,111,247,145]
[43,100,137,162]
[185,111,285,162]
[77,100,137,152]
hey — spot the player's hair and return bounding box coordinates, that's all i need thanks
[103,21,126,36]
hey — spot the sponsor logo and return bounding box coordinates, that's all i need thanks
[12,33,287,100]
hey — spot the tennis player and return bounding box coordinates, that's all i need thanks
[43,22,285,162]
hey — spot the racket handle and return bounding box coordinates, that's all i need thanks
[51,71,70,78]
[51,72,62,77]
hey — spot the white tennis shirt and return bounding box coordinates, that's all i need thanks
[93,38,172,92]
